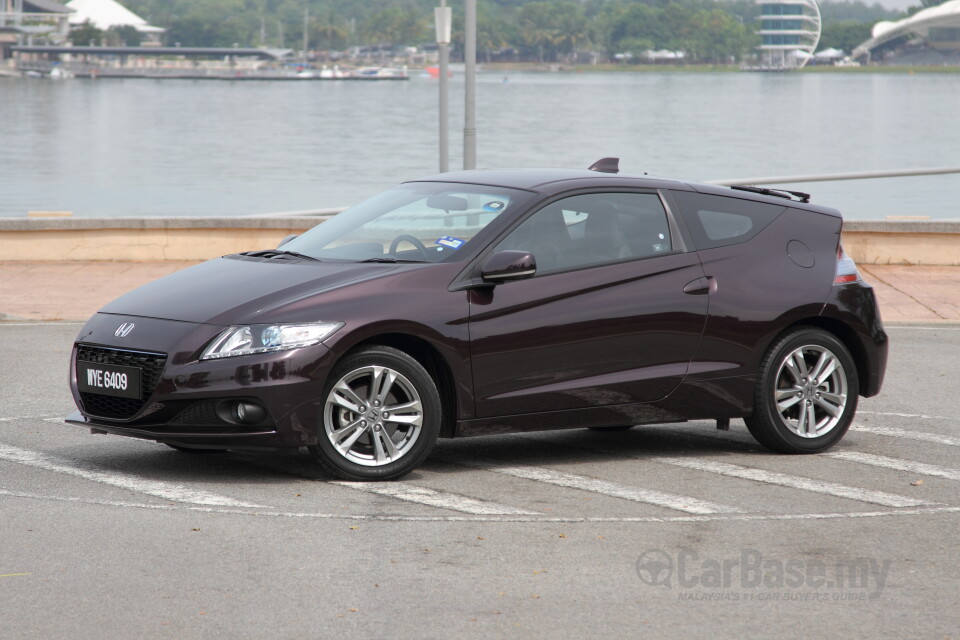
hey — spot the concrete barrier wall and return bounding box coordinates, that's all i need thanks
[840,221,960,266]
[0,217,325,262]
[0,217,958,265]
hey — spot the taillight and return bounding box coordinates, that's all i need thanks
[834,244,861,284]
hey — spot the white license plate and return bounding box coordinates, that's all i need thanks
[77,362,142,399]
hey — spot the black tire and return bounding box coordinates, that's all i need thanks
[308,345,442,481]
[744,327,859,454]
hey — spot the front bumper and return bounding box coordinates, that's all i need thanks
[67,313,337,448]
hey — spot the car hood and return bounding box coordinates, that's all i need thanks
[99,256,399,325]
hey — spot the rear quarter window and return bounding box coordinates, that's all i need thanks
[671,191,786,250]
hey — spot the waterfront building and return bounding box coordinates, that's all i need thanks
[754,0,822,70]
[852,0,960,64]
[64,0,163,41]
[0,0,72,57]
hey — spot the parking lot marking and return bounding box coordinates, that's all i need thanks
[4,487,959,524]
[826,451,960,481]
[857,411,956,420]
[442,457,740,515]
[333,482,537,515]
[655,457,932,508]
[0,442,266,508]
[852,425,960,447]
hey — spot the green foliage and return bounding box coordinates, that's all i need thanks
[70,20,104,46]
[108,25,144,46]
[116,0,889,63]
[817,0,901,22]
[819,20,872,53]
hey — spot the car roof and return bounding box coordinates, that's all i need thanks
[408,168,841,217]
[410,168,683,192]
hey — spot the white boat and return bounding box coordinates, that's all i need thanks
[350,66,408,79]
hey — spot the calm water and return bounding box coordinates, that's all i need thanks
[2,71,959,219]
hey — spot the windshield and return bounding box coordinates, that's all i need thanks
[282,182,530,262]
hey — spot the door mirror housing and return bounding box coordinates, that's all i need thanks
[481,251,537,283]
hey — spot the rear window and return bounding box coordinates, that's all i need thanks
[671,191,785,250]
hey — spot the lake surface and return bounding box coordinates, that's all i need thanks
[2,71,959,219]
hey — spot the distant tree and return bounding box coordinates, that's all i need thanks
[518,2,589,62]
[360,6,428,46]
[819,20,873,52]
[70,20,104,46]
[817,0,902,22]
[107,26,143,47]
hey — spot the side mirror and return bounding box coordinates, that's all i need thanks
[277,234,298,248]
[481,251,536,283]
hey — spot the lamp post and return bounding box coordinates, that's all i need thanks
[434,2,452,173]
[463,0,476,170]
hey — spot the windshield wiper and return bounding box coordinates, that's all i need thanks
[239,249,322,262]
[357,256,426,264]
[357,257,427,264]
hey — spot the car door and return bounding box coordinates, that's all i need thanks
[468,191,709,419]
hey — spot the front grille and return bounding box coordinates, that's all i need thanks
[77,344,167,420]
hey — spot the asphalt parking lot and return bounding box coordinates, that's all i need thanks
[1,322,958,639]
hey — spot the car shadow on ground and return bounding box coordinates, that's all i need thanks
[52,420,773,484]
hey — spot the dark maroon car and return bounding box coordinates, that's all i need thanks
[66,159,887,480]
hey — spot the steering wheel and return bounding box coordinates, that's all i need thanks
[388,234,432,261]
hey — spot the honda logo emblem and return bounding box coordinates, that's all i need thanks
[115,322,135,337]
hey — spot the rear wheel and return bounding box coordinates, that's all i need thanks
[309,346,441,481]
[744,327,858,453]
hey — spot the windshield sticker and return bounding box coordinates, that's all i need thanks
[436,236,465,250]
[483,201,506,212]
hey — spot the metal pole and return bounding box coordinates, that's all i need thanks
[707,166,960,186]
[435,3,451,173]
[463,0,476,170]
[303,7,309,63]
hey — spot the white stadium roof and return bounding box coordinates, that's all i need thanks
[853,0,960,58]
[65,0,164,33]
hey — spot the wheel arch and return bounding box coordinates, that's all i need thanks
[772,317,872,398]
[345,333,460,438]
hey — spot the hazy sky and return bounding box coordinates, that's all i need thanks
[873,0,918,11]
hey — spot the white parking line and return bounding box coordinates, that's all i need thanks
[0,442,266,508]
[442,457,739,515]
[334,482,537,515]
[655,457,932,508]
[852,425,960,447]
[826,451,960,481]
[4,487,959,524]
[857,411,956,420]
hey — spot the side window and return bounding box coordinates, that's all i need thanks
[494,192,673,274]
[671,191,785,250]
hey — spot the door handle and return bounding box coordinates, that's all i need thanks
[683,277,709,295]
[683,277,716,295]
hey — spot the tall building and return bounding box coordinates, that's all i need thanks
[755,0,822,70]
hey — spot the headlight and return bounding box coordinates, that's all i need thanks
[200,322,343,360]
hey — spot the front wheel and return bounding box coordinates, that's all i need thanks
[308,346,441,480]
[744,327,859,454]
